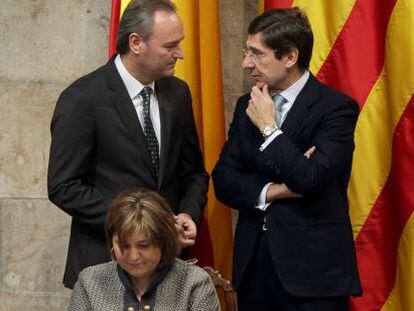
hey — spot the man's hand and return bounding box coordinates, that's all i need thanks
[304,146,316,159]
[174,213,197,247]
[266,183,302,201]
[246,85,276,132]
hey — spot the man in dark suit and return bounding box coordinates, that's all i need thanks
[212,7,362,310]
[48,0,208,289]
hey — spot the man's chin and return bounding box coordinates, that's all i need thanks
[254,81,266,89]
[163,68,175,77]
[250,75,265,88]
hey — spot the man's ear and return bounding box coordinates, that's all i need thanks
[129,32,143,55]
[284,48,299,69]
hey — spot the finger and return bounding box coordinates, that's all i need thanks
[309,146,316,155]
[262,84,271,98]
[178,234,195,247]
[251,85,260,94]
[304,146,316,159]
[250,90,258,102]
[252,87,263,100]
[175,223,184,234]
[181,239,195,247]
[246,105,253,117]
[185,231,197,239]
[183,226,197,237]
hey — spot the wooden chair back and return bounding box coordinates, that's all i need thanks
[203,266,238,311]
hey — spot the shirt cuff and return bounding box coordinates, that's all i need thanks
[260,130,283,151]
[255,183,273,211]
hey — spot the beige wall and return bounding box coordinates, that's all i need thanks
[0,0,257,309]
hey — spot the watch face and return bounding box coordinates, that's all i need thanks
[263,125,274,136]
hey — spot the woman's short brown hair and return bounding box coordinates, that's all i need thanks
[106,188,180,267]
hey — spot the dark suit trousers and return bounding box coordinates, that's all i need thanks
[237,229,349,311]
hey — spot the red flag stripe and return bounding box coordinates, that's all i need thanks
[109,0,121,58]
[264,0,294,10]
[316,0,398,108]
[350,95,414,310]
[189,218,215,267]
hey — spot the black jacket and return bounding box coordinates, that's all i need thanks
[213,74,362,297]
[48,58,208,288]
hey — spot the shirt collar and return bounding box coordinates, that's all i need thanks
[116,260,174,304]
[279,70,310,104]
[114,54,155,100]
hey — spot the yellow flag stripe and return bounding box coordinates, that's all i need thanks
[258,0,265,13]
[293,0,356,74]
[381,213,414,311]
[120,0,131,16]
[348,0,414,237]
[198,0,233,278]
[173,1,203,139]
[199,0,225,170]
[172,0,233,278]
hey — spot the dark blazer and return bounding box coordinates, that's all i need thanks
[48,58,208,288]
[212,74,362,297]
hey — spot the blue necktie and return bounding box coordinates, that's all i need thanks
[141,86,159,177]
[274,94,286,127]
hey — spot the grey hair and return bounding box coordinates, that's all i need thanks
[116,0,177,55]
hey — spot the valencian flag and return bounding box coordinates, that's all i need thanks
[261,0,414,310]
[109,0,233,279]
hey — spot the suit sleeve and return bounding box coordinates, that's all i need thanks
[212,98,269,210]
[258,98,359,195]
[47,86,110,231]
[176,85,209,225]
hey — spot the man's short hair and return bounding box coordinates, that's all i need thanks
[106,188,180,268]
[248,7,313,70]
[116,0,177,54]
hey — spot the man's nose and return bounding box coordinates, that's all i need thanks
[241,55,254,69]
[174,46,184,59]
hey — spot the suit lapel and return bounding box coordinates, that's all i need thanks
[281,74,320,138]
[105,59,155,179]
[156,80,172,189]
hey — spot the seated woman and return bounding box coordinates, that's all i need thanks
[69,188,220,311]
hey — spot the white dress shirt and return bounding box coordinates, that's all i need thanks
[256,70,310,210]
[114,54,161,154]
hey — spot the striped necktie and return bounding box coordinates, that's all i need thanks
[274,94,286,127]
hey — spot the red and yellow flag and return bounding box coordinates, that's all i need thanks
[262,1,414,310]
[109,0,233,279]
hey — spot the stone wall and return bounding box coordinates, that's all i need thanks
[0,0,257,309]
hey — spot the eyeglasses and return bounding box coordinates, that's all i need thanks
[242,48,278,63]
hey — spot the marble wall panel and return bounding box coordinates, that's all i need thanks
[0,83,61,198]
[0,198,71,308]
[0,0,110,85]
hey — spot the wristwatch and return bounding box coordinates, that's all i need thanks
[262,123,278,138]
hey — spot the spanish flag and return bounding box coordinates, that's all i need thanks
[109,0,233,279]
[261,1,414,310]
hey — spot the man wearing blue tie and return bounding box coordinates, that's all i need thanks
[213,7,362,311]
